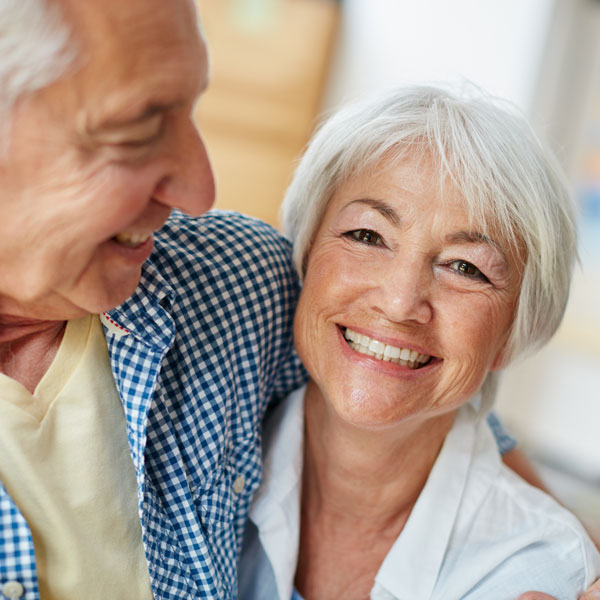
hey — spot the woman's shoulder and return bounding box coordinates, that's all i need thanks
[436,461,600,599]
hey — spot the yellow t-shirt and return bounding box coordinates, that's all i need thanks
[0,315,154,599]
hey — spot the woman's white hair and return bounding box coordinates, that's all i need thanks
[281,85,577,400]
[0,0,77,152]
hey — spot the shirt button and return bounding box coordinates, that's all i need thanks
[233,474,245,494]
[2,581,24,599]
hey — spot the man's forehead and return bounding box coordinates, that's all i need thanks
[60,0,203,67]
[60,0,198,27]
[56,0,207,128]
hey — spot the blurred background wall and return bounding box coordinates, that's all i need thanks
[195,0,600,535]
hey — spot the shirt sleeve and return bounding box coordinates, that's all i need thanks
[486,412,517,454]
[269,248,309,401]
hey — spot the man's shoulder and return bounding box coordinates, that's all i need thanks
[154,209,292,264]
[148,209,297,298]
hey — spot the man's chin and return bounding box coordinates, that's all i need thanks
[87,282,141,315]
[57,277,142,320]
[0,268,143,322]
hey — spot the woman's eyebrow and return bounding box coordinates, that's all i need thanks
[446,231,508,264]
[346,198,401,225]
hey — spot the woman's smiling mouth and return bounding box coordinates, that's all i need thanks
[343,327,433,369]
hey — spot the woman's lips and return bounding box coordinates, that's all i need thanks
[342,327,434,370]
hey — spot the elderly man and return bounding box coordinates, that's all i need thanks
[0,0,305,598]
[0,0,598,599]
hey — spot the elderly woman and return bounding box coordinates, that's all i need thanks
[239,86,600,599]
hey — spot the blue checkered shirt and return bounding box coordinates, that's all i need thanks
[0,210,307,599]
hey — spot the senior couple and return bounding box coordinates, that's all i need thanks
[0,0,598,598]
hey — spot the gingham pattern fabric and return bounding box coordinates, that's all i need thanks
[0,210,306,600]
[0,483,37,599]
[0,210,514,600]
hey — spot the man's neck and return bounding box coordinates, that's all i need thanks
[0,317,67,393]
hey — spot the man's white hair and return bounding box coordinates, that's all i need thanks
[0,0,77,152]
[281,85,577,402]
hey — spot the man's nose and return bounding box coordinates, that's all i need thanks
[366,257,433,325]
[153,118,216,216]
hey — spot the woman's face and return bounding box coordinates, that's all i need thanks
[294,156,523,429]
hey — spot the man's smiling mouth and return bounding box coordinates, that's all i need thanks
[343,327,432,369]
[113,231,153,248]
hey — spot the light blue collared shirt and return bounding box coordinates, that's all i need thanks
[240,386,600,600]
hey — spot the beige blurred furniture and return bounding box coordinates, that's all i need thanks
[195,0,339,227]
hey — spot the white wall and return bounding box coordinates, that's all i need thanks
[323,0,555,114]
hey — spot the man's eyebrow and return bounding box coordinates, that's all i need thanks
[347,198,401,226]
[93,100,183,131]
[447,231,508,262]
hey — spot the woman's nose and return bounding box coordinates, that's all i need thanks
[367,257,433,325]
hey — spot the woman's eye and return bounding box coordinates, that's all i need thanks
[346,229,383,246]
[449,260,489,281]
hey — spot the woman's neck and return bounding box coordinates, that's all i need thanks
[302,381,457,526]
[295,380,457,599]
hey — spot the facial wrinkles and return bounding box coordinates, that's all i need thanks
[0,0,208,321]
[439,351,492,405]
[342,206,512,354]
[312,220,407,335]
[8,191,98,296]
[353,231,433,326]
[27,160,118,231]
[91,115,164,148]
[2,155,83,250]
[6,157,153,303]
[293,157,527,439]
[65,0,205,133]
[306,234,368,319]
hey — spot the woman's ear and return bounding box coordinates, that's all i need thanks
[490,350,507,372]
[490,334,512,372]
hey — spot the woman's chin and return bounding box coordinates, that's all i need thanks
[328,391,421,431]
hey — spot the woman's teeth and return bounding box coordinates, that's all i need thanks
[114,232,151,248]
[344,328,431,369]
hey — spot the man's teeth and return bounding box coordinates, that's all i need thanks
[114,232,151,248]
[344,328,431,369]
